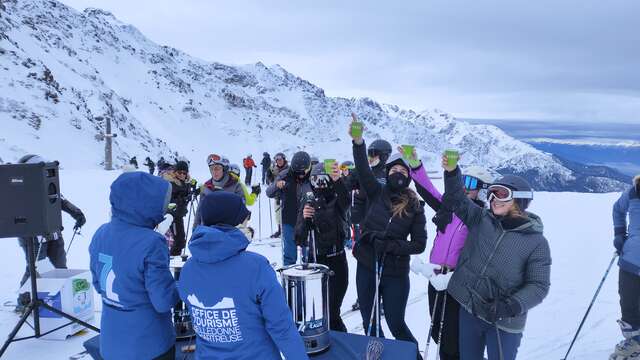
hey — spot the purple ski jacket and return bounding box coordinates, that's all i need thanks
[410,164,468,268]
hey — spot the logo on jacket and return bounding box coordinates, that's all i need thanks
[187,295,243,343]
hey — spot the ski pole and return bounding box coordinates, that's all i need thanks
[436,292,448,360]
[65,228,80,254]
[269,199,274,233]
[367,256,379,337]
[425,290,441,357]
[258,192,262,240]
[561,251,618,360]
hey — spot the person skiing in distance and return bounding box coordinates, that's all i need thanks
[266,151,312,265]
[230,164,261,206]
[144,157,155,175]
[15,155,86,313]
[295,163,350,332]
[162,161,192,256]
[261,152,271,185]
[348,115,426,358]
[405,146,493,360]
[179,192,308,360]
[350,138,392,312]
[89,172,178,360]
[267,153,289,238]
[243,154,257,186]
[157,156,166,171]
[610,175,640,360]
[440,154,551,360]
[192,154,244,228]
[129,156,138,169]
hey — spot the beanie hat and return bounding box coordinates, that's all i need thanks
[175,160,189,172]
[200,192,250,227]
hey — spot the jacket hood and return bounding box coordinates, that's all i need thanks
[188,225,249,264]
[110,172,171,228]
[511,212,544,234]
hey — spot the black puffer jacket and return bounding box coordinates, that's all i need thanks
[351,162,387,224]
[352,141,427,277]
[294,179,350,256]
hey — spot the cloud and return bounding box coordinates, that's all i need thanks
[59,0,640,122]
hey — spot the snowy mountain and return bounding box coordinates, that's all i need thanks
[0,0,630,192]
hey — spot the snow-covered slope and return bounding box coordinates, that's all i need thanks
[0,0,629,192]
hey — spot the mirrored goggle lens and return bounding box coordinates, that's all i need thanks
[207,154,221,166]
[488,185,512,200]
[462,175,480,190]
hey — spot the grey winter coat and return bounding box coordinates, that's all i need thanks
[613,175,640,274]
[442,168,551,333]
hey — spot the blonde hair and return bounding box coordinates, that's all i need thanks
[390,188,419,218]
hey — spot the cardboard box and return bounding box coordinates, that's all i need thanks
[19,269,95,340]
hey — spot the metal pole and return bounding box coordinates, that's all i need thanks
[561,252,618,360]
[105,117,113,170]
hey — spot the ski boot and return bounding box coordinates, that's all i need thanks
[14,292,31,314]
[611,320,640,360]
[270,225,281,239]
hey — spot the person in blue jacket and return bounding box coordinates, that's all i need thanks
[611,175,640,359]
[89,172,179,360]
[179,191,308,360]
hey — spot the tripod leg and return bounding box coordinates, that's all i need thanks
[39,301,99,332]
[0,303,36,356]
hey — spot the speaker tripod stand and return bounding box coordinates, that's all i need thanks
[0,236,100,357]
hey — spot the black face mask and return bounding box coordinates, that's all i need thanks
[387,172,409,192]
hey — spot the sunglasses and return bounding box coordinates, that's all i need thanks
[310,174,332,188]
[175,170,188,176]
[487,185,534,202]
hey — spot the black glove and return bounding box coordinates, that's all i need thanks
[614,227,627,254]
[74,214,86,230]
[486,298,522,323]
[251,185,261,196]
[432,209,453,233]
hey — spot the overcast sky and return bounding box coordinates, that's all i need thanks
[59,0,640,123]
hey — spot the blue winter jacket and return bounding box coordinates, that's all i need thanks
[613,177,640,274]
[179,225,308,360]
[89,172,178,360]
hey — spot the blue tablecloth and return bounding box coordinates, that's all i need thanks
[84,331,417,359]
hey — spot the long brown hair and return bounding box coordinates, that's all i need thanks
[390,188,420,218]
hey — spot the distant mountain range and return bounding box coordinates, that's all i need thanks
[0,0,631,192]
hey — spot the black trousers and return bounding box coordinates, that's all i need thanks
[428,283,460,360]
[620,268,640,328]
[317,251,349,332]
[356,262,418,345]
[169,216,186,256]
[245,167,253,185]
[19,236,67,287]
[262,166,269,184]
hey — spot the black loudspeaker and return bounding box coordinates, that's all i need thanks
[0,162,62,238]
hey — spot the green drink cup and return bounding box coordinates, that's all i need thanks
[351,121,363,138]
[324,159,336,174]
[401,145,415,159]
[444,149,460,168]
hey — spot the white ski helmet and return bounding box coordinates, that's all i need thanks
[462,166,494,187]
[229,164,241,177]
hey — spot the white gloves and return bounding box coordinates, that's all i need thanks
[156,213,174,235]
[410,257,441,280]
[430,272,454,291]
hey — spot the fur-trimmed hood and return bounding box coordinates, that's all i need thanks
[634,175,640,187]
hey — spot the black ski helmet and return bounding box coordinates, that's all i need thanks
[290,151,311,174]
[368,139,392,163]
[263,152,270,158]
[493,174,533,210]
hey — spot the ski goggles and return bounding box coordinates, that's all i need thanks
[207,154,228,168]
[462,175,485,191]
[487,184,534,202]
[310,174,332,188]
